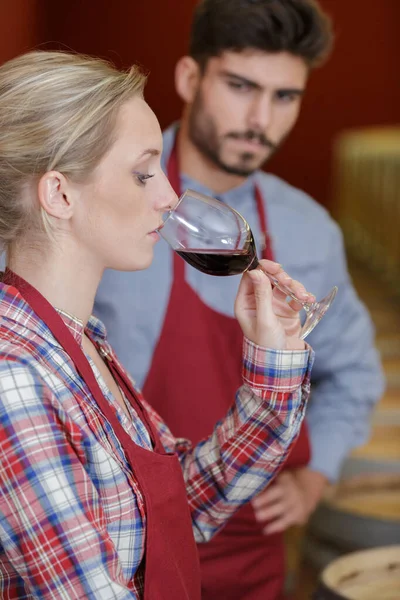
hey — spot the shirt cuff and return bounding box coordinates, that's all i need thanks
[242,337,314,395]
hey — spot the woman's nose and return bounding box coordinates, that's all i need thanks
[160,175,179,212]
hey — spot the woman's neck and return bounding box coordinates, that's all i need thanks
[8,240,102,326]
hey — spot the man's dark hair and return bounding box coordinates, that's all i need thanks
[189,0,334,69]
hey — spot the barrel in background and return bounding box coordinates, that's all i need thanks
[313,545,400,600]
[333,126,400,297]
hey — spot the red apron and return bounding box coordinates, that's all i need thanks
[143,141,311,599]
[3,269,201,600]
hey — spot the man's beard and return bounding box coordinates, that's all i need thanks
[188,90,280,177]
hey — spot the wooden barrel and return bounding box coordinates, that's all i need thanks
[313,545,400,599]
[334,127,400,296]
[305,474,400,570]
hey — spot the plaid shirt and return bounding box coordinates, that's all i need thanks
[0,280,313,599]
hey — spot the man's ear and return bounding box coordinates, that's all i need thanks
[175,56,201,104]
[37,171,74,221]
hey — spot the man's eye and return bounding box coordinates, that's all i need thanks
[227,81,251,92]
[276,91,298,103]
[134,173,155,185]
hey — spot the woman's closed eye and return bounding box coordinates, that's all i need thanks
[134,172,155,186]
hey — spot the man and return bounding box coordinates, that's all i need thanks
[94,0,384,598]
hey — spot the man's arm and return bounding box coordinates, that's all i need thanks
[306,221,385,481]
[252,220,384,533]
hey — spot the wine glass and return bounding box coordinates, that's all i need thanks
[157,189,337,339]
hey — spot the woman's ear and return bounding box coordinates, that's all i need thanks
[175,56,201,104]
[37,171,74,221]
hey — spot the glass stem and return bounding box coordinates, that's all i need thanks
[249,259,314,311]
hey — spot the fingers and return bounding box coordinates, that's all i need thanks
[256,498,305,535]
[235,259,312,349]
[257,260,315,308]
[252,484,284,510]
[271,289,299,316]
[262,515,293,535]
[235,268,282,347]
[236,266,272,306]
[254,259,283,276]
[254,497,285,524]
[252,473,308,534]
[245,269,275,324]
[252,480,285,522]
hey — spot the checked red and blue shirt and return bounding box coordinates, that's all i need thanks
[0,280,313,598]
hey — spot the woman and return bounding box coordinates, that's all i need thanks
[0,50,313,599]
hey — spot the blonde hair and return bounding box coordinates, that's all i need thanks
[0,50,146,251]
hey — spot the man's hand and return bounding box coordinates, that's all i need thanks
[251,468,328,535]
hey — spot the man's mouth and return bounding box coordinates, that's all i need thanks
[227,132,276,151]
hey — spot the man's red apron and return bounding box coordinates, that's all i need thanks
[143,142,311,599]
[3,269,201,600]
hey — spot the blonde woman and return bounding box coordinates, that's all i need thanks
[0,51,313,599]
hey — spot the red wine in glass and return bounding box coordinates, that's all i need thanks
[176,240,256,277]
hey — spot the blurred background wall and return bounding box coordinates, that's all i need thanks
[2,0,398,211]
[2,0,399,210]
[0,0,41,63]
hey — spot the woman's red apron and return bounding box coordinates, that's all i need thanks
[143,142,310,599]
[3,269,201,600]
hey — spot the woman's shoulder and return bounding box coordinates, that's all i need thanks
[0,333,48,386]
[0,315,44,362]
[0,317,62,402]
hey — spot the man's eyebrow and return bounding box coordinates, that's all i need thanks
[219,70,305,96]
[219,70,262,90]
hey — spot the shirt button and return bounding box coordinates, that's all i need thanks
[99,346,113,362]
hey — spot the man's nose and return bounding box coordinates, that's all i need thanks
[248,95,273,132]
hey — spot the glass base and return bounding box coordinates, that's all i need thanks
[300,286,338,339]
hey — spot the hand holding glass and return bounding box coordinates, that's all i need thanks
[157,189,337,339]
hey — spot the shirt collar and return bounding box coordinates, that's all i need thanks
[53,308,84,344]
[54,309,108,346]
[0,280,108,348]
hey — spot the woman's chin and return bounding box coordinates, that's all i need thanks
[107,250,154,273]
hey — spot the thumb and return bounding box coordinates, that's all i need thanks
[247,269,274,323]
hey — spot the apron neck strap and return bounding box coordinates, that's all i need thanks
[254,186,274,261]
